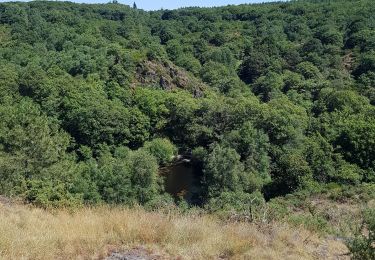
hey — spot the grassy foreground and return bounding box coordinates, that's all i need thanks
[0,201,348,259]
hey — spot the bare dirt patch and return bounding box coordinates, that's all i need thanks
[106,246,168,260]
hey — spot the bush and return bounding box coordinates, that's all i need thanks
[26,179,83,209]
[288,214,329,233]
[347,208,375,260]
[206,191,266,222]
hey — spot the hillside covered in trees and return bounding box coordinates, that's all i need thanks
[0,0,374,213]
[1,0,375,258]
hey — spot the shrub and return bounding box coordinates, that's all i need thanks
[25,179,83,209]
[347,208,375,260]
[206,191,266,222]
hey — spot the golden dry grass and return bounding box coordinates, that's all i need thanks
[0,202,349,260]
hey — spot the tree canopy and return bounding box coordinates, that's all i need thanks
[0,0,374,208]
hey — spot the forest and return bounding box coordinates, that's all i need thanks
[0,0,374,258]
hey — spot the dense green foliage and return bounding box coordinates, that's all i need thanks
[0,0,374,209]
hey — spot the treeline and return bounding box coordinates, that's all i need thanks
[0,0,374,208]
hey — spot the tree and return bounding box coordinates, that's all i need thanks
[314,89,370,115]
[0,100,76,204]
[238,51,270,84]
[354,51,375,77]
[223,122,271,184]
[0,0,374,210]
[273,150,313,194]
[93,147,133,204]
[304,134,336,183]
[203,144,244,198]
[200,61,241,94]
[143,138,177,165]
[261,97,308,146]
[334,117,375,173]
[0,63,20,102]
[128,150,159,204]
[296,61,322,80]
[252,72,284,102]
[62,83,150,148]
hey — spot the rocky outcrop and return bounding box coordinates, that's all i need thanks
[135,60,205,97]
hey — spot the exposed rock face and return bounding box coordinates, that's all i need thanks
[135,60,205,96]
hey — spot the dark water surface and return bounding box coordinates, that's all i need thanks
[160,160,201,203]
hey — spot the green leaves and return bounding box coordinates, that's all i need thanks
[203,145,244,198]
[0,100,73,204]
[262,96,308,146]
[0,0,375,210]
[129,149,159,204]
[334,117,375,172]
[274,149,313,193]
[143,138,177,165]
[93,146,160,205]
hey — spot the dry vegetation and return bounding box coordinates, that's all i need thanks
[0,200,349,260]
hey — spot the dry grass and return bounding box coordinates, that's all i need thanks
[0,202,349,260]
